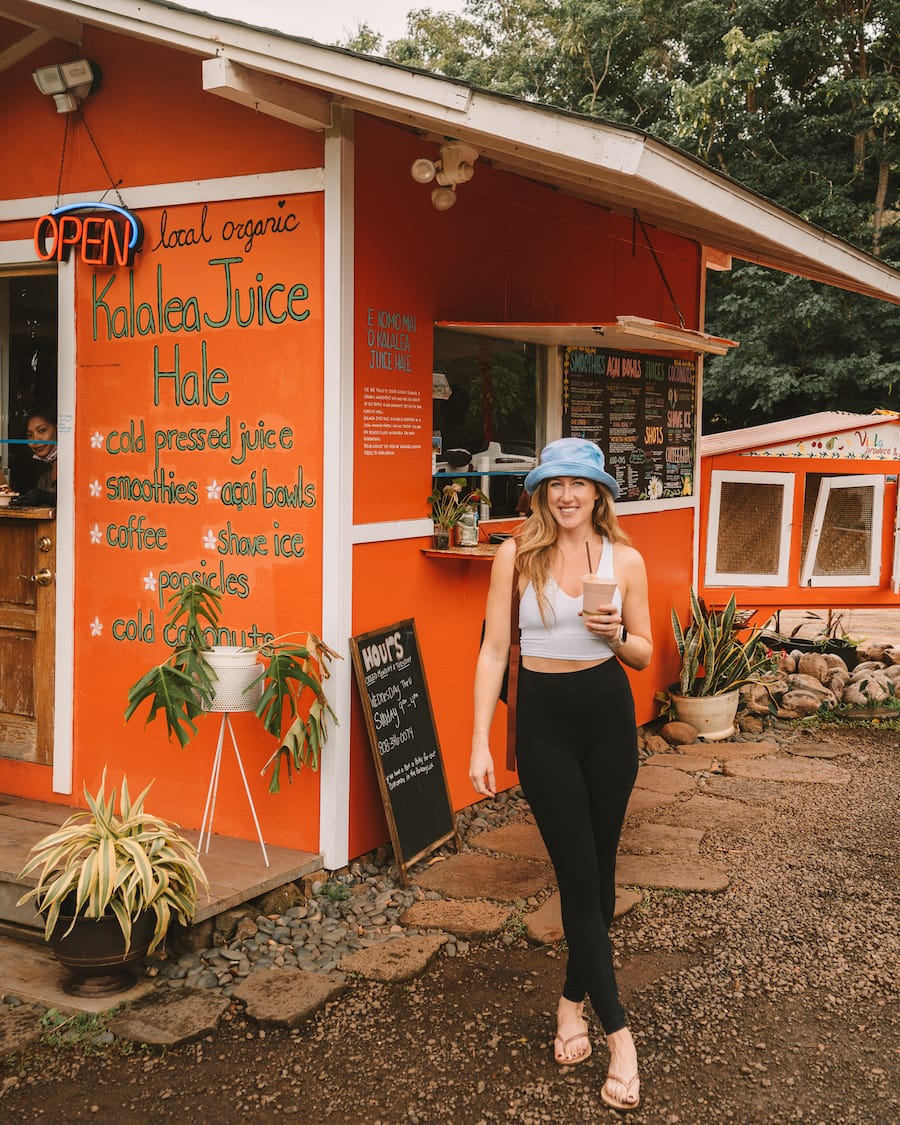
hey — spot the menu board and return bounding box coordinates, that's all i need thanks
[562,347,696,500]
[350,619,458,883]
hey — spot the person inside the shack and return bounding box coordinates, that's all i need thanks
[10,405,58,507]
[469,436,652,1113]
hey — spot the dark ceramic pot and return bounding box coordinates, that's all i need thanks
[761,633,859,671]
[48,904,156,996]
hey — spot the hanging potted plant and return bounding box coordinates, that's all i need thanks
[125,581,340,793]
[667,590,775,740]
[17,770,208,996]
[426,478,488,548]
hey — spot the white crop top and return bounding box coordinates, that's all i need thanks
[519,537,622,660]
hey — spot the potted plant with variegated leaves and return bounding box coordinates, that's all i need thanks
[17,769,208,995]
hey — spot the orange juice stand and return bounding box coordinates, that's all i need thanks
[1,2,899,876]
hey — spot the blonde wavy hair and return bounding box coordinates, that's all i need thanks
[515,482,631,627]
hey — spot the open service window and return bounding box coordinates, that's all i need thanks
[705,470,794,586]
[432,327,539,517]
[800,474,885,587]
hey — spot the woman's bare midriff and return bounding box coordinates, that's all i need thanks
[522,656,613,674]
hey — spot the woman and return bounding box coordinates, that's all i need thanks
[470,437,651,1113]
[11,407,58,505]
[27,408,58,494]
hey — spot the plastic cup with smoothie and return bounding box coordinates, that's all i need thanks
[582,576,618,623]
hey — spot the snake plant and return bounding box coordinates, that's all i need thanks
[671,590,774,697]
[17,771,208,954]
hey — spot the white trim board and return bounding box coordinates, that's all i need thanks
[318,108,355,871]
[0,167,324,224]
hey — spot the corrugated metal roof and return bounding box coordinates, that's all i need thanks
[2,1,899,306]
[701,412,900,456]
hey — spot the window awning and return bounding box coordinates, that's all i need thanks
[437,316,739,356]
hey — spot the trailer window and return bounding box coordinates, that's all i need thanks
[800,475,884,586]
[705,470,794,586]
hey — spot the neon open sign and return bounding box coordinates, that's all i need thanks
[34,202,144,267]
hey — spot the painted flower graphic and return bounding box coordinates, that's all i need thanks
[89,523,102,544]
[203,529,217,550]
[207,480,221,500]
[90,431,104,449]
[89,617,103,636]
[89,479,102,497]
[648,476,664,500]
[143,571,157,592]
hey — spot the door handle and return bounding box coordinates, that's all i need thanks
[37,536,53,553]
[18,569,54,586]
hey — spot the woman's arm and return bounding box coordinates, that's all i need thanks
[611,546,653,671]
[469,537,518,797]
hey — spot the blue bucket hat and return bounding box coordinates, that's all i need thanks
[524,437,620,499]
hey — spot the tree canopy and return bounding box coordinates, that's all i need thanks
[344,1,899,429]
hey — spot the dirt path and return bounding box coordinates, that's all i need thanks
[1,726,897,1123]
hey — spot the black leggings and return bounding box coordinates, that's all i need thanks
[515,659,638,1034]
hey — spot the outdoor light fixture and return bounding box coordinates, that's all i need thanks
[32,58,102,113]
[410,143,478,210]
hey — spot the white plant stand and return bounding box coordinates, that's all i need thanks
[198,712,269,867]
[198,647,269,866]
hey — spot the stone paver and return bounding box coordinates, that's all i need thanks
[708,740,778,760]
[616,854,730,893]
[108,987,231,1046]
[654,794,772,831]
[400,898,511,937]
[231,969,347,1029]
[723,758,851,785]
[339,935,447,983]
[699,776,787,803]
[635,765,696,796]
[413,854,555,901]
[785,742,853,759]
[524,888,642,944]
[644,752,719,773]
[619,823,705,856]
[626,788,679,817]
[468,820,548,861]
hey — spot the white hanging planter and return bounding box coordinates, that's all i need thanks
[203,647,263,713]
[669,689,739,741]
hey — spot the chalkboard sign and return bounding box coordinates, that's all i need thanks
[350,619,459,884]
[562,346,696,501]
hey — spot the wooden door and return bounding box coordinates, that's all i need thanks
[0,511,56,763]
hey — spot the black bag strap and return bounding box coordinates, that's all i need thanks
[506,563,520,772]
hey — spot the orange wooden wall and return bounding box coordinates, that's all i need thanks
[0,27,327,849]
[347,116,699,855]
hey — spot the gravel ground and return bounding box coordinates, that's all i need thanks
[0,722,897,1123]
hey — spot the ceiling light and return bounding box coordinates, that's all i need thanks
[32,58,102,113]
[411,158,437,184]
[431,186,457,211]
[411,141,478,210]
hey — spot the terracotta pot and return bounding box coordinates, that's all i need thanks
[432,526,451,549]
[669,689,740,741]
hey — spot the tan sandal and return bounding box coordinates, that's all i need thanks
[601,1072,640,1110]
[553,1030,592,1066]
